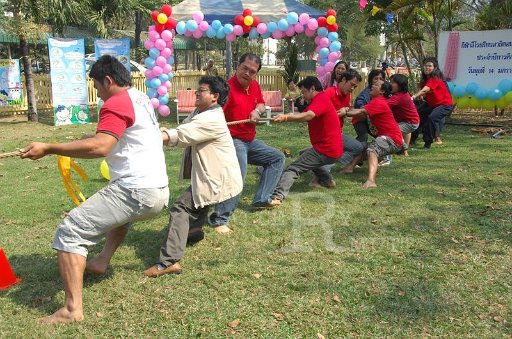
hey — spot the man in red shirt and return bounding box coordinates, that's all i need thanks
[209,53,285,230]
[342,80,402,188]
[271,76,342,204]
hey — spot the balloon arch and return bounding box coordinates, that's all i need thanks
[142,4,342,116]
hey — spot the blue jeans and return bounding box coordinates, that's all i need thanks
[209,138,285,226]
[323,133,364,171]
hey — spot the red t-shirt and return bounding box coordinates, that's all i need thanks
[223,76,265,142]
[324,85,350,128]
[305,91,343,158]
[363,96,403,146]
[424,77,453,107]
[97,90,135,137]
[387,92,420,124]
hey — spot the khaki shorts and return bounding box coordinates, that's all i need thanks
[367,136,401,158]
[53,182,169,257]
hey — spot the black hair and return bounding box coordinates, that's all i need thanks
[198,76,229,106]
[340,69,362,83]
[367,69,386,88]
[390,74,409,93]
[287,79,296,86]
[89,55,132,87]
[420,56,445,87]
[330,60,350,84]
[380,81,392,98]
[238,53,262,72]
[297,76,323,92]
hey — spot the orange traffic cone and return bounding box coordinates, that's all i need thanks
[0,248,22,290]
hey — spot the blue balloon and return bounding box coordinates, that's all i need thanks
[147,88,157,98]
[329,41,341,52]
[488,88,502,101]
[167,72,174,79]
[261,31,272,39]
[317,27,328,37]
[150,78,161,88]
[447,81,455,93]
[287,12,299,25]
[159,73,169,82]
[206,27,216,38]
[159,95,169,105]
[144,57,156,68]
[498,79,512,93]
[453,85,466,98]
[475,88,488,100]
[167,56,175,65]
[176,21,186,35]
[211,20,222,30]
[149,48,160,59]
[277,19,289,31]
[249,27,259,39]
[327,32,339,42]
[319,47,330,58]
[267,22,277,33]
[223,24,234,34]
[186,20,198,32]
[465,82,479,95]
[144,79,151,88]
[215,28,225,39]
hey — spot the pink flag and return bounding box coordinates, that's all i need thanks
[360,0,368,10]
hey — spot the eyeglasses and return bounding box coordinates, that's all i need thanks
[194,88,211,95]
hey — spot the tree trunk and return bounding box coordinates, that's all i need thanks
[396,14,413,76]
[134,11,143,62]
[20,34,38,122]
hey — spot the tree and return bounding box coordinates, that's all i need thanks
[278,40,299,84]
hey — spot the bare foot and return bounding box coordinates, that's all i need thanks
[362,180,377,189]
[85,257,108,275]
[215,225,233,234]
[403,150,409,157]
[434,137,443,144]
[342,166,354,174]
[308,175,322,188]
[39,307,84,325]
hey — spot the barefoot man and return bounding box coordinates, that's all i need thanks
[20,55,169,323]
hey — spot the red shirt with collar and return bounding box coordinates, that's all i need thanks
[223,76,265,142]
[363,96,403,146]
[305,91,343,158]
[424,77,453,107]
[324,85,350,128]
[387,91,420,124]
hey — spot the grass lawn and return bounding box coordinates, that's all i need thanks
[0,116,510,337]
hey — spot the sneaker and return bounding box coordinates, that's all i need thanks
[423,142,432,149]
[378,155,392,166]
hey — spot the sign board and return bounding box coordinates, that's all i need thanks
[0,59,22,106]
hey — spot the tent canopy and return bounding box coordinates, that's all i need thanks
[171,0,324,23]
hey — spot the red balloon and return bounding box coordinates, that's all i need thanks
[161,4,172,16]
[318,17,327,27]
[242,25,251,33]
[326,9,336,17]
[151,11,159,23]
[234,15,244,25]
[243,8,252,16]
[252,16,260,27]
[156,23,165,33]
[165,17,177,30]
[327,23,338,32]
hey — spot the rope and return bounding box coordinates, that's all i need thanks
[226,118,272,126]
[0,150,21,159]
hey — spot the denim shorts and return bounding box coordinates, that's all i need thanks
[367,136,401,158]
[53,182,169,257]
[398,122,419,134]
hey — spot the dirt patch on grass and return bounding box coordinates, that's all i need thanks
[447,108,512,127]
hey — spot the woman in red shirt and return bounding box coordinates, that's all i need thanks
[410,57,454,149]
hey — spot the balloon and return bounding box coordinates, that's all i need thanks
[318,17,327,27]
[150,97,160,109]
[152,66,163,76]
[481,99,495,110]
[328,23,338,32]
[248,27,259,39]
[305,27,315,37]
[144,79,151,88]
[278,19,289,31]
[287,12,299,25]
[147,88,157,98]
[226,33,236,42]
[327,32,339,42]
[163,64,173,73]
[299,13,310,24]
[498,79,512,93]
[307,18,318,30]
[159,95,169,105]
[160,30,172,42]
[496,97,508,109]
[447,81,455,93]
[320,37,330,48]
[157,13,168,24]
[150,78,162,88]
[164,80,172,89]
[453,85,466,98]
[468,97,481,109]
[325,61,335,72]
[144,69,154,79]
[272,30,283,39]
[149,48,160,59]
[193,29,203,38]
[267,22,277,33]
[319,47,330,58]
[186,20,198,32]
[160,47,172,58]
[148,30,160,42]
[285,25,295,37]
[143,40,154,50]
[505,91,512,104]
[488,88,502,101]
[328,52,339,62]
[193,11,204,23]
[457,96,470,108]
[223,23,234,34]
[206,27,216,38]
[216,28,226,39]
[161,4,172,16]
[294,23,304,33]
[211,20,222,30]
[329,41,342,52]
[176,21,186,34]
[261,31,272,39]
[244,16,254,26]
[155,39,166,50]
[252,16,260,27]
[257,23,267,34]
[144,57,156,68]
[158,105,170,117]
[317,27,328,37]
[157,85,168,96]
[316,65,326,77]
[465,82,479,95]
[243,9,252,16]
[155,56,166,67]
[475,88,488,100]
[233,25,243,36]
[326,15,336,25]
[327,9,337,17]
[159,73,169,82]
[151,11,159,23]
[166,18,177,30]
[100,160,110,180]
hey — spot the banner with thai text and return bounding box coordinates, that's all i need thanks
[94,38,131,71]
[0,59,22,106]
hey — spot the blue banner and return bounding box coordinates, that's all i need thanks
[94,38,131,71]
[48,38,90,126]
[0,59,22,106]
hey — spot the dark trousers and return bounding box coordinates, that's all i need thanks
[411,102,453,144]
[353,120,370,146]
[159,186,209,266]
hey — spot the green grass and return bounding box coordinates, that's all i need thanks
[0,117,511,337]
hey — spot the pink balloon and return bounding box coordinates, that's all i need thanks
[158,105,171,117]
[286,26,295,37]
[272,30,283,39]
[193,29,203,38]
[314,36,321,44]
[226,33,236,42]
[233,25,243,36]
[160,48,172,58]
[199,21,209,32]
[144,40,155,50]
[299,13,310,24]
[157,85,168,96]
[164,80,172,89]
[161,29,173,42]
[328,52,339,62]
[315,46,321,53]
[166,41,173,48]
[320,37,330,48]
[294,23,304,33]
[155,39,166,50]
[305,28,315,37]
[307,18,318,30]
[151,98,160,109]
[152,66,163,76]
[149,25,156,32]
[256,23,267,35]
[156,56,167,67]
[325,61,335,72]
[193,11,204,23]
[144,69,154,79]
[184,30,193,37]
[149,30,160,42]
[162,64,173,74]
[316,65,325,77]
